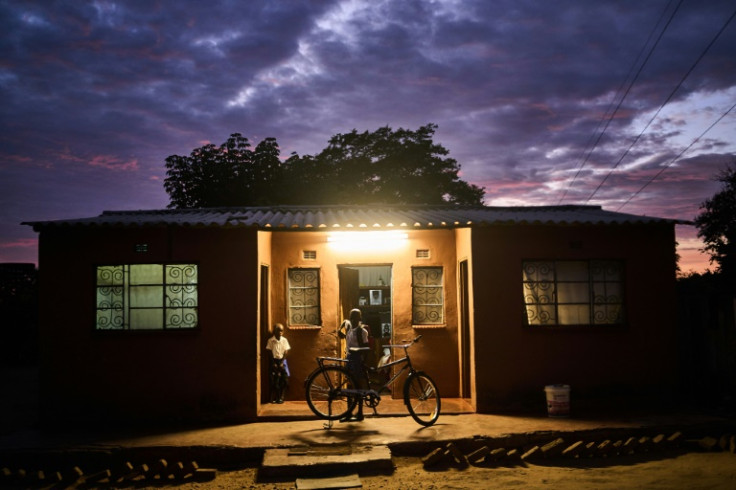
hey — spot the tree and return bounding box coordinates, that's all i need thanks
[163,124,485,208]
[694,164,736,287]
[164,133,284,208]
[305,124,485,205]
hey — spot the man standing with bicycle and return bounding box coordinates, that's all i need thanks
[338,308,369,422]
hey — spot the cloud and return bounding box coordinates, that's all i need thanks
[88,155,139,171]
[0,238,37,250]
[1,0,735,271]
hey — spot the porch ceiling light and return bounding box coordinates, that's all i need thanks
[327,230,408,251]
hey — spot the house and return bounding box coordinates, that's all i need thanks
[23,204,684,425]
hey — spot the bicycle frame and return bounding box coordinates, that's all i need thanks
[314,341,416,398]
[306,335,440,427]
[364,344,415,393]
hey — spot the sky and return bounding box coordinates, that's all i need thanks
[1,0,735,274]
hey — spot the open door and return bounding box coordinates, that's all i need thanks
[338,266,360,357]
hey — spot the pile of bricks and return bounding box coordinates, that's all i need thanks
[422,432,736,469]
[0,458,216,487]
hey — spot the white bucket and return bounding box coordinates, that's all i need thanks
[544,384,570,417]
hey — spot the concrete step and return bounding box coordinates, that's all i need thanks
[260,444,393,478]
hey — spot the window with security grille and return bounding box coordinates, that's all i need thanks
[412,267,444,325]
[96,264,198,330]
[522,260,624,326]
[288,268,321,326]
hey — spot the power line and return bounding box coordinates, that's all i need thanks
[557,0,684,204]
[615,99,736,212]
[585,5,736,204]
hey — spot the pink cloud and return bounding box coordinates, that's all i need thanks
[0,238,37,250]
[56,147,86,163]
[50,147,139,171]
[0,238,38,264]
[3,154,33,164]
[87,155,139,171]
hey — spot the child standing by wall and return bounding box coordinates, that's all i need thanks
[266,323,290,404]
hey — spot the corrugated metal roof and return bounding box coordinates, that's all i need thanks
[22,204,689,231]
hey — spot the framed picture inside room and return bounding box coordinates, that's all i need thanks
[369,289,382,305]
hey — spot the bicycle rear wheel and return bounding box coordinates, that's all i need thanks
[305,366,358,420]
[404,371,441,426]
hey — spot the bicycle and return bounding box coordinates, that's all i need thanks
[304,335,441,427]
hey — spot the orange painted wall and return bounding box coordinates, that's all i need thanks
[267,229,461,401]
[469,223,679,412]
[37,226,260,425]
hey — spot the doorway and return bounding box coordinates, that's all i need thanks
[338,265,392,357]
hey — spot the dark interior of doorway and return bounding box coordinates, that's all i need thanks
[339,265,392,342]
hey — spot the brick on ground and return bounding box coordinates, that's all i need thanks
[506,448,521,461]
[184,461,200,477]
[561,440,585,458]
[652,434,666,448]
[446,442,469,466]
[584,441,597,457]
[193,468,217,481]
[541,438,566,458]
[64,466,84,483]
[698,436,719,451]
[467,445,490,464]
[611,440,624,456]
[638,436,653,452]
[521,446,541,461]
[667,432,682,447]
[596,440,612,457]
[622,437,638,454]
[85,469,111,484]
[485,447,507,464]
[422,447,447,468]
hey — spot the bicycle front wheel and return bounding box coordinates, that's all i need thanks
[404,371,441,426]
[305,366,358,420]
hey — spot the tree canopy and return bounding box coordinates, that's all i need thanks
[694,164,736,285]
[164,124,485,208]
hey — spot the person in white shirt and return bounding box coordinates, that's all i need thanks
[266,323,291,404]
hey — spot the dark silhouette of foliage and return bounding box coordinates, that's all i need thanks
[164,133,283,208]
[694,164,736,289]
[164,124,485,208]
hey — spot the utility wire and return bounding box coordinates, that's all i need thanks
[585,5,736,204]
[616,99,736,212]
[558,0,684,204]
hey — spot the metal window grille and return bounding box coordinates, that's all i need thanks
[522,260,624,326]
[288,268,321,326]
[96,264,198,330]
[412,266,444,324]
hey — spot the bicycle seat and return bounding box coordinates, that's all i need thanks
[348,347,370,352]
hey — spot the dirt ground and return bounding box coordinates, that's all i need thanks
[3,367,736,488]
[173,452,736,489]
